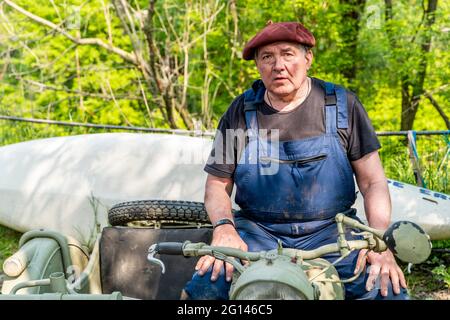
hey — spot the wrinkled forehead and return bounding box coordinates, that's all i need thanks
[256,41,302,54]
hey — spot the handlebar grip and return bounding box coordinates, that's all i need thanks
[156,242,185,255]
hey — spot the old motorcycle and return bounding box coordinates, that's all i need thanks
[148,213,432,300]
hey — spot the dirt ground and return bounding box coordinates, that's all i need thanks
[414,290,449,300]
[408,275,450,300]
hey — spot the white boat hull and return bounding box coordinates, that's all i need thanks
[0,133,212,244]
[354,179,450,240]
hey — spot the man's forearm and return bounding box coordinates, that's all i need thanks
[361,180,391,229]
[204,176,234,225]
[352,151,392,230]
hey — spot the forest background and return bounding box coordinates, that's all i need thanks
[0,0,449,298]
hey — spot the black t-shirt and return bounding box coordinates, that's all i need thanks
[205,77,380,179]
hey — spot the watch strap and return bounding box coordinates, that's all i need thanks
[213,218,235,229]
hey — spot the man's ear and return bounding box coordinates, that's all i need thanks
[254,58,263,74]
[305,50,313,70]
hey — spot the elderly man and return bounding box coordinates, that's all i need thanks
[183,21,408,300]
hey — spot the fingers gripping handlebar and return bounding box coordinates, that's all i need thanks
[147,241,259,274]
[146,214,432,274]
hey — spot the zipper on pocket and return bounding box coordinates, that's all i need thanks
[260,154,327,165]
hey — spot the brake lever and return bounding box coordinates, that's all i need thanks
[147,244,166,274]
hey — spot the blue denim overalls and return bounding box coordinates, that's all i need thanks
[185,80,408,300]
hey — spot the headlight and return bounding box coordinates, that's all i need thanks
[233,281,308,300]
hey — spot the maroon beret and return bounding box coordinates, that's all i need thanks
[242,21,315,60]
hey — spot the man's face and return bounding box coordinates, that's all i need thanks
[255,41,313,99]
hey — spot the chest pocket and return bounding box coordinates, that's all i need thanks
[260,153,328,187]
[291,154,327,187]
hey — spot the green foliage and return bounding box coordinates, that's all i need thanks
[431,264,450,288]
[0,0,450,131]
[0,225,21,271]
[433,239,450,249]
[424,253,450,289]
[1,0,150,131]
[1,0,448,132]
[376,131,449,195]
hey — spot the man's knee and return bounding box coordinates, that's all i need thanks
[183,268,231,300]
[349,273,409,300]
[373,284,409,300]
[343,264,409,300]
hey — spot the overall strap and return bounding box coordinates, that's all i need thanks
[324,81,349,133]
[243,81,265,139]
[326,105,337,134]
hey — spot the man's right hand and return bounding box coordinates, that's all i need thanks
[195,224,248,282]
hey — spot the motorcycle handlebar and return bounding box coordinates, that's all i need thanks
[150,215,432,266]
[154,239,379,261]
[155,242,185,255]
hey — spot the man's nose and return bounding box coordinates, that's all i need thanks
[272,56,285,71]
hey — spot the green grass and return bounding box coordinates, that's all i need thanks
[0,225,21,272]
[379,134,450,194]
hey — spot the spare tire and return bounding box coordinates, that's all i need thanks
[108,200,211,227]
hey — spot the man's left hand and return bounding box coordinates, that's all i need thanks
[354,249,407,297]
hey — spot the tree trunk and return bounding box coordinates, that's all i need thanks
[404,0,438,130]
[339,0,366,91]
[385,0,438,131]
[143,0,194,129]
[400,77,415,131]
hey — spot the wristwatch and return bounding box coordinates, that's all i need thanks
[213,218,235,229]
